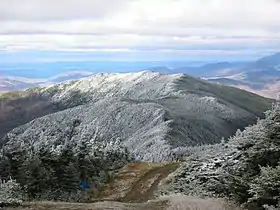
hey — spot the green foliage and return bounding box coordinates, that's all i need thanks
[0,91,28,100]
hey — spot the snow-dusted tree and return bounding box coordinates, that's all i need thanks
[159,101,280,210]
[227,100,280,209]
[249,166,280,208]
[0,178,22,206]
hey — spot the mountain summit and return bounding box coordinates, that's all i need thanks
[1,71,272,161]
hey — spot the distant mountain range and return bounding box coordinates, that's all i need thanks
[204,54,280,98]
[150,53,280,98]
[1,53,280,98]
[0,71,93,92]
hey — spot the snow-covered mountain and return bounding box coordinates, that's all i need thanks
[0,71,272,161]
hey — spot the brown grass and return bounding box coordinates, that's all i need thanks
[90,162,180,203]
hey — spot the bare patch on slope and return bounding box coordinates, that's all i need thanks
[91,162,180,203]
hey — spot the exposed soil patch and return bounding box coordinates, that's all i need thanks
[91,162,180,202]
[121,163,179,202]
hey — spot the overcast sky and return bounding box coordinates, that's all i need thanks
[0,0,280,61]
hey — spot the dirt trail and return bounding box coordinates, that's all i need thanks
[91,162,180,203]
[10,200,168,210]
[121,163,179,202]
[8,196,241,210]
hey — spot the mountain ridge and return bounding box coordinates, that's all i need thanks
[0,71,272,161]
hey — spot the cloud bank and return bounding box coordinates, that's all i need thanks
[0,0,280,59]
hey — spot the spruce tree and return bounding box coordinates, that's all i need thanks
[228,101,280,209]
[56,144,79,193]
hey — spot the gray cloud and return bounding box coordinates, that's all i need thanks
[0,0,280,54]
[0,0,131,21]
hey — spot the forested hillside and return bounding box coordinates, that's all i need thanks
[0,72,277,209]
[160,101,280,210]
[0,72,272,161]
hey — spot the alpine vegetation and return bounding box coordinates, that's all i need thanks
[159,100,280,210]
[0,178,22,207]
[0,139,131,202]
